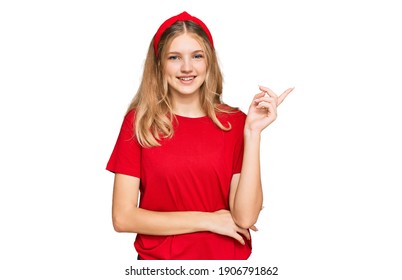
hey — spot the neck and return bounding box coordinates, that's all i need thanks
[171,93,205,118]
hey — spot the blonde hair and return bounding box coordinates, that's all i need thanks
[127,20,235,147]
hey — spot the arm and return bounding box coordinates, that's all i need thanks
[230,85,294,228]
[112,173,250,244]
[230,132,263,229]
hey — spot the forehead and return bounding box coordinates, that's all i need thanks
[167,33,203,52]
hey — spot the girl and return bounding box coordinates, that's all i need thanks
[106,11,293,260]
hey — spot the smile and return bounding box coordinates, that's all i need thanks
[178,76,196,81]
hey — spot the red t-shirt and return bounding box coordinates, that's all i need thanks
[106,108,252,260]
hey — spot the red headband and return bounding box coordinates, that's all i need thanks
[153,11,214,57]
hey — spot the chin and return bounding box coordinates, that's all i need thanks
[175,86,202,96]
[177,90,199,96]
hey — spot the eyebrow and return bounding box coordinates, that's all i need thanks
[167,50,204,54]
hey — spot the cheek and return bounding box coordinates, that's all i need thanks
[164,63,177,76]
[196,62,207,74]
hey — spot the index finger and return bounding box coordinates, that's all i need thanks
[278,87,295,106]
[237,228,251,241]
[259,85,278,100]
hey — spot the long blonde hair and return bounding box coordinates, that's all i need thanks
[128,20,235,147]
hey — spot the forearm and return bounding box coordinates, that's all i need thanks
[113,207,212,235]
[232,130,263,228]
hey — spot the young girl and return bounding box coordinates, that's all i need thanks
[106,11,293,260]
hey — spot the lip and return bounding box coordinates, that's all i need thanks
[177,76,196,81]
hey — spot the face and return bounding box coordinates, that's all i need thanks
[163,33,207,98]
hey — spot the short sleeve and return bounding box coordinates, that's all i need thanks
[106,110,141,178]
[232,111,246,174]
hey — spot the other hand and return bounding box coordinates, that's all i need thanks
[245,85,294,133]
[209,210,257,245]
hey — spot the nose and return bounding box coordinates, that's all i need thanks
[180,57,193,72]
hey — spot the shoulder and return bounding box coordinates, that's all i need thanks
[124,109,136,121]
[216,104,247,124]
[121,109,137,127]
[116,109,137,135]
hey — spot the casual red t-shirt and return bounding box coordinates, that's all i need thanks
[106,108,252,260]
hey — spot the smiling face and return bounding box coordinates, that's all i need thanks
[163,33,207,98]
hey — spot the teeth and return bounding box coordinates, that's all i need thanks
[180,77,194,81]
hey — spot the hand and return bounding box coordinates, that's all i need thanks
[209,210,257,245]
[245,85,294,133]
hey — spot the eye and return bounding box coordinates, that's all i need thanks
[194,53,204,59]
[168,55,180,60]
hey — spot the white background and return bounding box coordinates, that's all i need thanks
[1,0,401,279]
